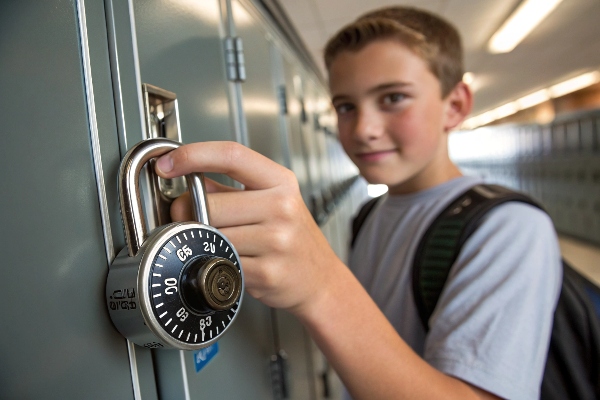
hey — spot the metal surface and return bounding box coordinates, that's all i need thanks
[135,225,243,349]
[0,0,134,398]
[129,2,274,399]
[225,36,247,82]
[77,0,114,262]
[0,0,363,398]
[119,138,209,257]
[197,257,243,310]
[232,0,287,166]
[142,83,188,226]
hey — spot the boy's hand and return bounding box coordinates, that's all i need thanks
[155,141,341,315]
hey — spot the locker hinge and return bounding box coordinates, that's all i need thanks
[224,36,246,82]
[277,85,288,115]
[270,350,290,399]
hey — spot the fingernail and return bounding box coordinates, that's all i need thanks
[157,155,173,173]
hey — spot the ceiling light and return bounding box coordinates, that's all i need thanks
[488,0,563,54]
[548,71,600,98]
[462,70,600,129]
[493,102,520,119]
[515,89,550,109]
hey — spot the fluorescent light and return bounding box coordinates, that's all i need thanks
[367,184,388,198]
[515,89,550,109]
[549,72,600,98]
[493,102,519,119]
[462,70,600,130]
[488,0,563,54]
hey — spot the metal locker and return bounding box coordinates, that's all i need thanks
[106,0,279,398]
[231,1,287,166]
[232,1,326,398]
[0,0,135,398]
[2,0,366,398]
[282,56,313,211]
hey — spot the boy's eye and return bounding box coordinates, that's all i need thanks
[382,93,406,105]
[334,103,355,115]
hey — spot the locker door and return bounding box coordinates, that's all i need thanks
[0,1,135,398]
[231,2,322,398]
[231,1,288,165]
[282,56,314,210]
[106,0,275,398]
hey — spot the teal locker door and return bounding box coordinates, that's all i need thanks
[231,1,288,165]
[0,1,135,398]
[133,0,236,147]
[231,2,320,398]
[283,56,314,209]
[106,0,276,398]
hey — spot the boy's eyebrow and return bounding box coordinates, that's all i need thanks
[331,81,413,103]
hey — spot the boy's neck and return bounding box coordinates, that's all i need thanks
[387,159,463,196]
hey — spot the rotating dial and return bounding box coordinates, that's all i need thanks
[148,226,242,345]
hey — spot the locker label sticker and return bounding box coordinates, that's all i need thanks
[193,342,219,373]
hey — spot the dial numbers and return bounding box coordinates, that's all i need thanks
[148,227,241,345]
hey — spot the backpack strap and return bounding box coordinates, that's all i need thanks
[412,184,544,332]
[351,196,382,248]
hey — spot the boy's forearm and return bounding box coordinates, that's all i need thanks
[292,259,498,400]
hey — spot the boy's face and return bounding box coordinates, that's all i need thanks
[329,40,463,194]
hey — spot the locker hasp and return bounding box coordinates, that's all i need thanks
[106,138,243,350]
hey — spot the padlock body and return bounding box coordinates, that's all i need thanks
[107,222,244,350]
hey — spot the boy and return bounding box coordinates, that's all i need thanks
[156,6,562,399]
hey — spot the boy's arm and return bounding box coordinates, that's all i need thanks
[295,256,500,400]
[156,141,499,400]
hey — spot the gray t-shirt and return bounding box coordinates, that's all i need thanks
[347,176,562,400]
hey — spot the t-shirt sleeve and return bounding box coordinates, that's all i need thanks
[423,202,562,400]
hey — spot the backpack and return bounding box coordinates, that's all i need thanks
[351,184,600,400]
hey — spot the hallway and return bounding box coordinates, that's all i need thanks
[559,236,600,285]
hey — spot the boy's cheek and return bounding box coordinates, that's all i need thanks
[338,135,357,160]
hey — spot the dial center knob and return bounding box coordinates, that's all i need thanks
[181,256,242,313]
[200,259,241,309]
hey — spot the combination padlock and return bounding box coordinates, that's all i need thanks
[106,138,244,350]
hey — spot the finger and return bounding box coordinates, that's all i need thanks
[171,187,278,227]
[218,224,273,257]
[171,193,193,221]
[155,141,294,190]
[207,189,283,228]
[170,177,241,221]
[204,176,241,194]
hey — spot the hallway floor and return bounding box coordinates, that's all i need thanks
[559,235,600,285]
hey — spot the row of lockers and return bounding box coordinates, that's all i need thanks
[451,109,600,244]
[0,0,365,399]
[450,110,600,161]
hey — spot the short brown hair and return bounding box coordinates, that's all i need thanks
[324,6,464,98]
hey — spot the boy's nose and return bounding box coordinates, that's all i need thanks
[353,109,384,142]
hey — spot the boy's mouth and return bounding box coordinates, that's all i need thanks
[355,149,396,162]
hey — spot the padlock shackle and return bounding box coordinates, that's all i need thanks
[119,138,210,257]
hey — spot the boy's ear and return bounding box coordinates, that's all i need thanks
[442,81,473,133]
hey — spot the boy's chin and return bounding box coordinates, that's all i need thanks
[359,170,402,186]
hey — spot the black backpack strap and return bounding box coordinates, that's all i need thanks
[412,184,543,332]
[350,196,382,249]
